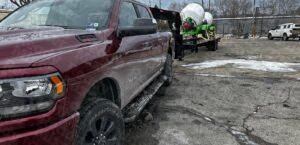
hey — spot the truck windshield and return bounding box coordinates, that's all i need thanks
[0,0,114,30]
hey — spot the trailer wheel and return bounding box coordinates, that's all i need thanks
[207,41,218,51]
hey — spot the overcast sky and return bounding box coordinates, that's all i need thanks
[0,0,212,10]
[0,0,262,10]
[137,0,212,9]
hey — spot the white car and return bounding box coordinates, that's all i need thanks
[268,23,300,41]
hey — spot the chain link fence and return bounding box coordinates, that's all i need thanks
[215,16,300,38]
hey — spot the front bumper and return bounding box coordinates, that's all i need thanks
[0,113,79,145]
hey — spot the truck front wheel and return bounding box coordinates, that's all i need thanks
[268,33,273,40]
[76,99,124,145]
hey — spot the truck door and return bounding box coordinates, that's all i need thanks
[274,26,280,37]
[135,4,163,75]
[117,1,156,104]
[278,25,286,36]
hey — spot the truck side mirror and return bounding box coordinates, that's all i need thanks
[117,18,157,38]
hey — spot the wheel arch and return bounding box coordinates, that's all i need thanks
[82,77,121,108]
[168,36,175,58]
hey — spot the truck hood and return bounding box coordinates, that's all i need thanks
[0,27,100,69]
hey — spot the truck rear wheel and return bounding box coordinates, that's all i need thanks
[76,99,124,145]
[163,54,173,86]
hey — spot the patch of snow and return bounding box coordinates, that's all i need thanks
[204,117,212,122]
[244,55,259,60]
[195,73,235,78]
[229,129,258,145]
[230,130,244,135]
[183,59,300,73]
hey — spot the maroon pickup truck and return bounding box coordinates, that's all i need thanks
[0,0,174,145]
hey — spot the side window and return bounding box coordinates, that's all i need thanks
[283,25,287,29]
[136,5,151,18]
[119,2,138,27]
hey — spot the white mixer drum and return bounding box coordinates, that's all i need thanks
[204,12,213,24]
[181,3,205,25]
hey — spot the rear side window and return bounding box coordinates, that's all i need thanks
[136,5,151,18]
[119,2,138,27]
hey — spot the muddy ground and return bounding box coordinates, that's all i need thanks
[125,38,300,145]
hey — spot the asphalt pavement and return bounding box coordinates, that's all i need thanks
[125,38,300,145]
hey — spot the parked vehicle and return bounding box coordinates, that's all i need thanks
[180,3,220,53]
[151,3,221,60]
[0,0,174,145]
[268,23,300,41]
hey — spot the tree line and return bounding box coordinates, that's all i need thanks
[168,0,300,18]
[9,0,34,7]
[7,0,300,18]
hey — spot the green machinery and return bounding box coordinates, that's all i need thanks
[182,17,216,40]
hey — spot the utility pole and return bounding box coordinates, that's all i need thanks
[260,13,264,37]
[252,0,257,38]
[159,0,162,8]
[202,0,204,6]
[209,0,211,11]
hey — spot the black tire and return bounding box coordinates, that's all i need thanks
[207,41,218,51]
[163,54,173,86]
[76,99,124,145]
[283,33,289,41]
[268,33,273,40]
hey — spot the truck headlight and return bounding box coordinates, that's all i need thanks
[0,73,65,120]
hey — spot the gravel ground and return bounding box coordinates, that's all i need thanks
[125,38,300,145]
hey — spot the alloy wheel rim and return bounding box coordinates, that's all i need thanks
[84,116,118,145]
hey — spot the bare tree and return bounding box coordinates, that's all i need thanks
[279,0,299,15]
[168,2,188,12]
[260,0,299,15]
[10,0,34,7]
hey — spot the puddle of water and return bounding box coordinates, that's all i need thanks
[183,59,300,73]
